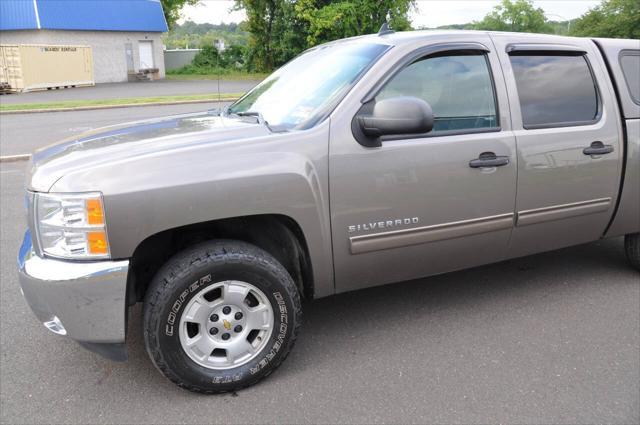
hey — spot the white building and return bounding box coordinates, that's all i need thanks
[0,0,168,83]
[214,39,226,52]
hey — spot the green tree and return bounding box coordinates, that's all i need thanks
[570,0,640,39]
[295,0,415,46]
[221,45,248,69]
[233,0,304,72]
[236,0,415,72]
[163,21,250,49]
[474,0,549,33]
[160,0,200,30]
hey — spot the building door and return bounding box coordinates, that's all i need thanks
[139,41,154,69]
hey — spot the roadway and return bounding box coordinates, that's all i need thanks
[0,103,223,156]
[0,79,259,104]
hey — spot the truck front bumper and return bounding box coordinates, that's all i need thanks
[17,231,129,361]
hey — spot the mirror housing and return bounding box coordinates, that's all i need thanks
[353,96,434,147]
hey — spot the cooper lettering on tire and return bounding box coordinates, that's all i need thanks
[143,240,302,394]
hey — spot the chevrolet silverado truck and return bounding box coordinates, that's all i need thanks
[18,30,640,393]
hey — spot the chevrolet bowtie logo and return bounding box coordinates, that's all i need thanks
[223,319,232,331]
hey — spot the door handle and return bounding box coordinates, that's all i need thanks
[583,141,614,156]
[469,152,510,168]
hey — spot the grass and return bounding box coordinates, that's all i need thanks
[166,72,268,81]
[166,65,267,81]
[0,92,245,112]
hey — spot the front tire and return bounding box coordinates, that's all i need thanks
[143,240,302,393]
[625,233,640,271]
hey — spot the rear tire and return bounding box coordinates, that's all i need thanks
[624,233,640,271]
[143,240,302,394]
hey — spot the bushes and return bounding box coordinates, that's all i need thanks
[192,45,220,68]
[167,64,230,75]
[221,45,247,69]
[167,43,256,77]
[190,44,248,70]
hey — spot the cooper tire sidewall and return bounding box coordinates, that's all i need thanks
[151,260,297,391]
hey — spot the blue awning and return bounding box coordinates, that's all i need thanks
[0,0,39,31]
[1,0,168,32]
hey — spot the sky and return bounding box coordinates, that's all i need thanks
[179,0,602,27]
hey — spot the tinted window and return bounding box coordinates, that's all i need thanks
[510,55,599,128]
[620,52,640,104]
[377,54,498,132]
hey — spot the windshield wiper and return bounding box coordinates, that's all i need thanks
[235,111,265,123]
[231,111,286,132]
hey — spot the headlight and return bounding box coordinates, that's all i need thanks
[34,192,110,260]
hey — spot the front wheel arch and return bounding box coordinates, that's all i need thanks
[126,214,314,307]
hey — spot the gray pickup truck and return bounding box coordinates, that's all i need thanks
[17,29,640,393]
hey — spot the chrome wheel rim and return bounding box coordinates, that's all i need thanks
[178,280,274,370]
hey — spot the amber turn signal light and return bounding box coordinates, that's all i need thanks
[86,198,105,226]
[87,231,109,255]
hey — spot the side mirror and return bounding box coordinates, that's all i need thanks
[353,96,434,147]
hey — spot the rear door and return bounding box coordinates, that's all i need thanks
[491,34,623,258]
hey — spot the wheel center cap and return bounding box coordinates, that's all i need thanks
[222,319,232,331]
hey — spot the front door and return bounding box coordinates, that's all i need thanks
[490,34,623,258]
[329,37,518,293]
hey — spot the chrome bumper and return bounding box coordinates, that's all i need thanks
[17,231,129,360]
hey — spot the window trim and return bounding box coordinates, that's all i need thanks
[506,43,586,56]
[352,43,501,146]
[618,49,640,106]
[380,125,502,143]
[361,42,491,104]
[508,50,603,130]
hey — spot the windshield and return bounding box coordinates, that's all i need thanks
[227,42,389,130]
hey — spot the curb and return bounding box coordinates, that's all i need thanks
[0,97,240,115]
[0,154,31,163]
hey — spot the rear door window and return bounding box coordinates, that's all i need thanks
[509,54,599,128]
[620,52,640,104]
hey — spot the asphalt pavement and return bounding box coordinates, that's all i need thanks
[0,79,260,104]
[0,105,639,424]
[0,103,227,156]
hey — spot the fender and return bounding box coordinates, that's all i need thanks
[49,122,335,297]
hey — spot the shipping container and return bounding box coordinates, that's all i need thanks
[0,44,94,92]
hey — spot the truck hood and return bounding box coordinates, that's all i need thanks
[27,110,272,192]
